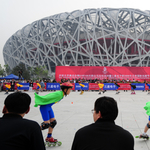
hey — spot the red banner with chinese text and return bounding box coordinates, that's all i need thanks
[55,66,150,81]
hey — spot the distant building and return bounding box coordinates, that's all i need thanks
[3,8,150,74]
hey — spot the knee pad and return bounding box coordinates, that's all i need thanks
[41,122,50,130]
[147,123,150,128]
[49,120,57,128]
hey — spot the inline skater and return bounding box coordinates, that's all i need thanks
[4,83,11,94]
[114,81,120,94]
[35,80,41,94]
[78,81,85,95]
[146,82,150,94]
[96,81,105,94]
[34,82,73,144]
[16,83,23,91]
[138,101,150,139]
[130,83,136,94]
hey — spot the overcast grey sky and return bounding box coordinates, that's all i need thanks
[0,0,150,67]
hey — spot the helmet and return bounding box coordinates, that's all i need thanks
[61,82,73,88]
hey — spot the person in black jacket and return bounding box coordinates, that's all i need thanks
[10,79,15,91]
[130,83,136,94]
[114,81,120,94]
[0,92,45,150]
[71,96,134,150]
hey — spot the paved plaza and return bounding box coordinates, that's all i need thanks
[0,90,150,150]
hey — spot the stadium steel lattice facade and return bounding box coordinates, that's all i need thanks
[3,8,150,74]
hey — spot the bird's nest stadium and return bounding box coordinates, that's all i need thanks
[3,8,150,74]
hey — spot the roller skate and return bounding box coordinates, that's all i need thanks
[45,137,62,147]
[80,91,84,95]
[135,134,149,140]
[116,91,120,94]
[36,91,39,94]
[98,92,101,94]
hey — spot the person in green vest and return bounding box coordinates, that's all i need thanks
[139,101,150,139]
[34,82,73,143]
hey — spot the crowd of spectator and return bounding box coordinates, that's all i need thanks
[0,76,148,92]
[0,77,147,91]
[60,78,146,84]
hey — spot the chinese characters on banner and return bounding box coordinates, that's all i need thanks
[55,66,150,81]
[33,83,146,91]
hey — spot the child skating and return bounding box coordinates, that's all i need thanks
[130,83,136,94]
[96,81,105,94]
[78,81,85,95]
[114,81,120,94]
[136,101,150,139]
[35,80,41,94]
[4,84,11,94]
[34,82,73,146]
[146,82,150,94]
[16,83,23,91]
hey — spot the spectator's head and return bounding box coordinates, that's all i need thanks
[3,91,31,114]
[93,96,118,122]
